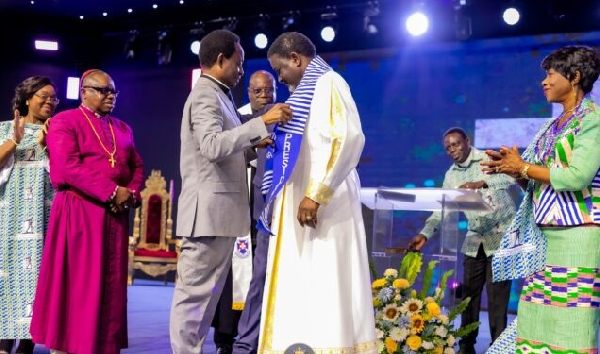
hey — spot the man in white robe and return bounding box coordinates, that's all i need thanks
[257,32,377,354]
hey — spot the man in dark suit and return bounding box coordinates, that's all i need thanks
[170,29,291,354]
[230,70,278,354]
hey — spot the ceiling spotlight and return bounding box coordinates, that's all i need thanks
[320,26,335,42]
[30,1,34,4]
[124,30,140,59]
[282,10,300,31]
[102,12,108,17]
[189,24,205,56]
[254,14,269,49]
[406,12,429,36]
[223,17,238,32]
[157,31,173,66]
[454,1,472,40]
[503,7,520,25]
[79,15,84,20]
[152,4,158,9]
[363,1,380,35]
[128,8,133,13]
[180,0,184,4]
[190,41,200,55]
[320,7,337,42]
[254,33,268,49]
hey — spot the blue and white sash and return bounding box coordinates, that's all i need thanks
[257,56,332,234]
[491,119,554,282]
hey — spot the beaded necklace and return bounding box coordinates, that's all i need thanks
[534,102,581,165]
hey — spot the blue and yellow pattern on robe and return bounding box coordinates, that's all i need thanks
[0,121,54,339]
[258,56,332,234]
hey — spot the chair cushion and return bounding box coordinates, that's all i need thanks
[145,194,163,244]
[134,248,178,258]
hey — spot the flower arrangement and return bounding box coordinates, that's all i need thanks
[371,252,478,354]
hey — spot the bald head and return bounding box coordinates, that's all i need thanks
[247,70,276,113]
[80,69,118,116]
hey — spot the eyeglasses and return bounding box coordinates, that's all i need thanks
[83,86,120,97]
[249,87,275,95]
[34,93,60,105]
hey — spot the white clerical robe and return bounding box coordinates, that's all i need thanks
[258,71,377,354]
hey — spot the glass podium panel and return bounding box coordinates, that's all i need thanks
[366,187,489,307]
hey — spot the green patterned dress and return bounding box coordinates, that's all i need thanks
[0,121,54,339]
[516,96,600,354]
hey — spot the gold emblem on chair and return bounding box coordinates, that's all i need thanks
[128,170,180,285]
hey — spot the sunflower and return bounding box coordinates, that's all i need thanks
[382,304,401,322]
[399,298,423,316]
[410,314,425,333]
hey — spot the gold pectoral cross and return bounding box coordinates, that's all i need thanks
[109,155,116,168]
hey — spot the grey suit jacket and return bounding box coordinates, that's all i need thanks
[177,76,269,237]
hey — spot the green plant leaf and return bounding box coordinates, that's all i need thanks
[419,260,438,299]
[369,259,377,280]
[436,269,454,302]
[448,296,470,321]
[455,321,480,338]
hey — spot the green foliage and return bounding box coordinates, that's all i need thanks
[455,321,480,339]
[399,252,423,285]
[419,260,438,299]
[448,297,471,321]
[436,270,454,302]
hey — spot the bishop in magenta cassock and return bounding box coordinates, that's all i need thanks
[30,69,144,354]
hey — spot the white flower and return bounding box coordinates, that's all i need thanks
[382,304,401,322]
[399,298,423,316]
[422,341,434,350]
[376,328,384,339]
[390,327,410,342]
[437,314,449,325]
[434,287,443,298]
[375,310,383,320]
[447,335,455,347]
[444,347,455,354]
[394,294,402,301]
[434,325,448,338]
[376,340,384,353]
[424,296,435,304]
[384,268,398,278]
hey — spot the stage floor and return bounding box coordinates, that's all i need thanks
[29,279,512,353]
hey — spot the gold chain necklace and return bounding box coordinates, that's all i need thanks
[79,106,117,168]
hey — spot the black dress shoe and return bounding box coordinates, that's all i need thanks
[15,339,35,354]
[0,339,15,354]
[216,345,233,354]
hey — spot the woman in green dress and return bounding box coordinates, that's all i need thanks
[484,46,600,353]
[0,77,58,354]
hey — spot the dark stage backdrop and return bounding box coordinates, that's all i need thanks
[2,31,599,309]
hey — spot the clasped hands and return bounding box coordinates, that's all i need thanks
[480,145,526,178]
[110,186,136,213]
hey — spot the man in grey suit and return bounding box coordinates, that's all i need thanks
[170,29,291,354]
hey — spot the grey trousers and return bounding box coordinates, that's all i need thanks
[170,236,236,354]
